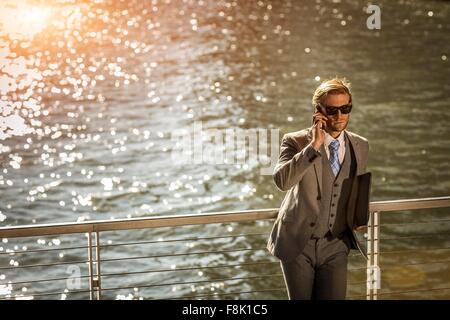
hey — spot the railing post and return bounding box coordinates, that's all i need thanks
[95,231,102,300]
[366,211,381,300]
[373,211,380,300]
[366,211,373,300]
[87,231,102,300]
[87,232,94,300]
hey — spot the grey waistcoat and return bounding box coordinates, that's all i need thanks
[312,133,357,238]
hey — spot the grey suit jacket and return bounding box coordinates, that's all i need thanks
[267,126,369,262]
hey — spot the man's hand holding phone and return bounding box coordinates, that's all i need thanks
[311,107,328,151]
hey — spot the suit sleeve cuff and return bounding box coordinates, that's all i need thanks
[305,142,321,163]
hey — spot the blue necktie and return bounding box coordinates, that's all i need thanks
[329,140,341,176]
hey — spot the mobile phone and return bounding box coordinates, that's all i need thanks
[315,104,325,115]
[315,105,327,129]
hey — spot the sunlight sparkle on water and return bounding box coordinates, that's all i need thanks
[0,3,52,40]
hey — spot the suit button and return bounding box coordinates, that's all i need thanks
[329,224,332,227]
[332,203,335,207]
[334,183,339,187]
[333,194,337,197]
[331,214,335,217]
[310,222,315,227]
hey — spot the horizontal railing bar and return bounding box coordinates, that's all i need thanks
[346,293,367,299]
[3,287,288,300]
[379,218,450,227]
[0,196,448,238]
[0,275,91,286]
[6,275,286,299]
[101,247,265,263]
[381,259,450,268]
[0,223,94,238]
[0,209,279,238]
[0,266,361,298]
[0,259,90,270]
[101,273,284,292]
[10,284,448,300]
[376,286,450,296]
[347,281,367,286]
[101,261,280,278]
[163,288,287,300]
[380,234,450,241]
[377,246,450,255]
[0,289,92,300]
[348,266,367,271]
[1,247,270,271]
[369,196,450,212]
[0,233,268,256]
[0,245,90,255]
[99,233,268,249]
[349,252,364,258]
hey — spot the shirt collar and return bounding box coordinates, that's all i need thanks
[324,130,345,149]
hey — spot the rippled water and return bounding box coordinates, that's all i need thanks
[0,0,449,299]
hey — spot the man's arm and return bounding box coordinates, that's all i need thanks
[273,134,322,192]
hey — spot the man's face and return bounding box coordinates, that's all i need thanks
[322,93,351,133]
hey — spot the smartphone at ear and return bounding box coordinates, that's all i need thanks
[315,105,324,115]
[315,105,327,129]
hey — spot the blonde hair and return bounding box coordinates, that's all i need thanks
[312,77,352,107]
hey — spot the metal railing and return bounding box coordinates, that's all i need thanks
[0,196,449,300]
[366,196,450,300]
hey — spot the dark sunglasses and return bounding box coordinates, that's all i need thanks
[318,102,352,116]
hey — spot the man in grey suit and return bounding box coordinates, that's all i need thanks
[267,77,369,300]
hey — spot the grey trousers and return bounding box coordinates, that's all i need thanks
[280,232,351,300]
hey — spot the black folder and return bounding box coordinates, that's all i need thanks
[350,171,372,260]
[354,172,372,227]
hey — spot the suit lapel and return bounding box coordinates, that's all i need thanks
[344,131,364,176]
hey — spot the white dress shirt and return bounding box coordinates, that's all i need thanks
[324,131,346,164]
